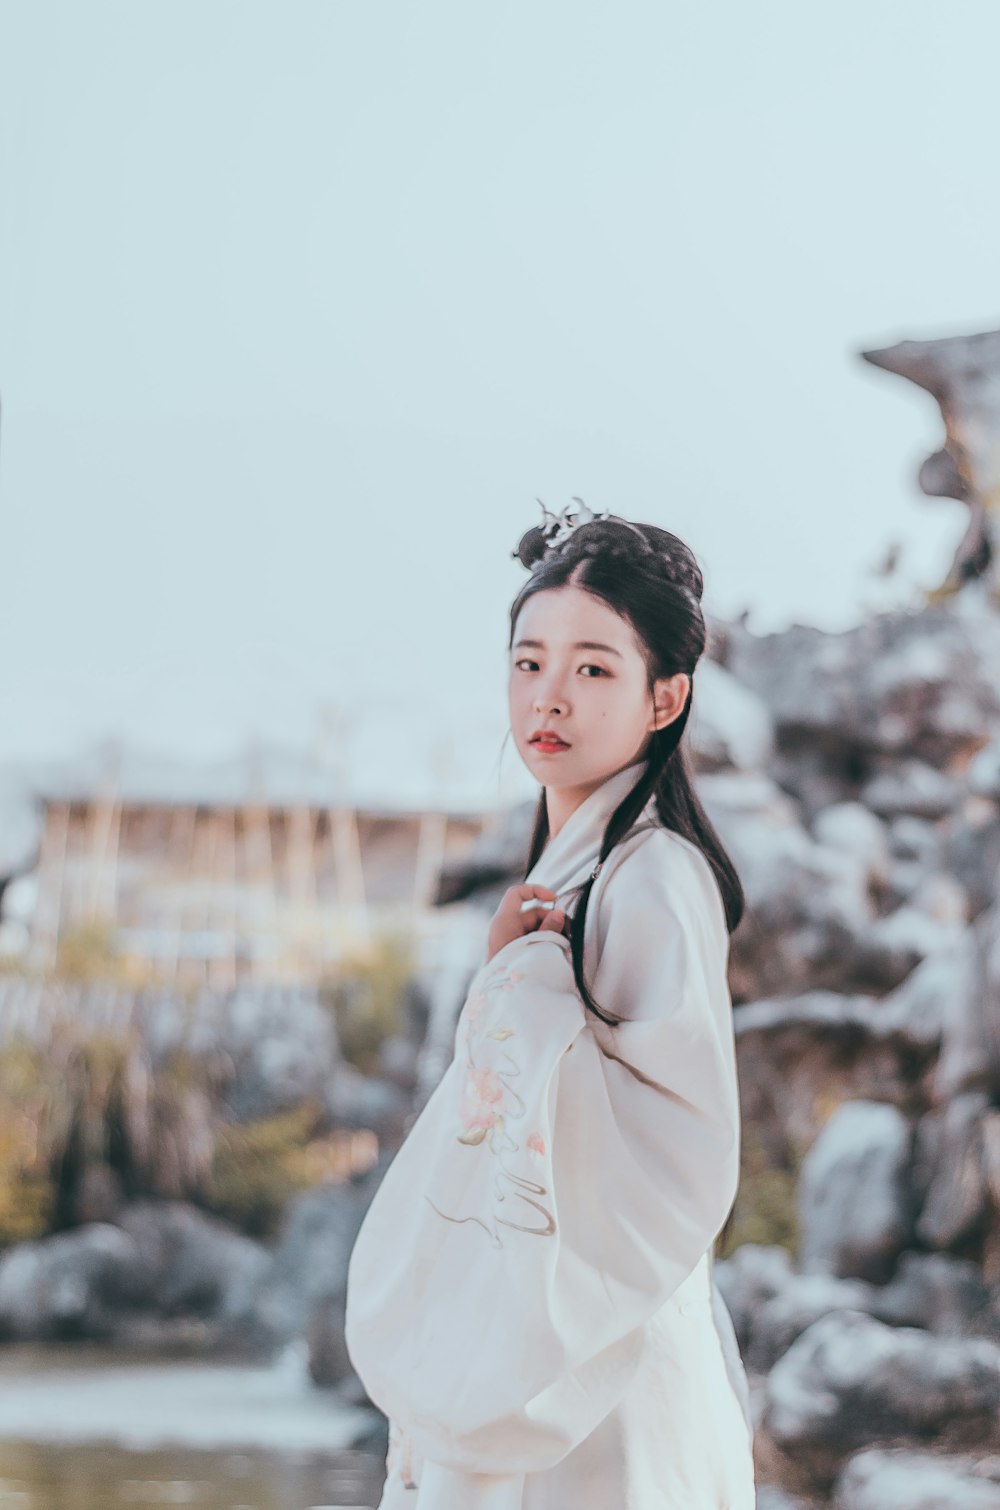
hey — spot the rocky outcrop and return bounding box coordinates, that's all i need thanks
[833,1445,1000,1509]
[764,1311,1000,1487]
[0,1202,270,1346]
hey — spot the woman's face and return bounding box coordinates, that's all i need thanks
[508,583,687,796]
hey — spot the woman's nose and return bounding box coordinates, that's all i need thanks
[535,683,566,713]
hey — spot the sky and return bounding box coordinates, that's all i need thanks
[1,1,998,809]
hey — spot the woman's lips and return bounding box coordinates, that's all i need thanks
[530,737,571,753]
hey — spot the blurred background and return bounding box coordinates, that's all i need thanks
[2,2,1000,1507]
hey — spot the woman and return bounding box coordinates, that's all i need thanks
[344,503,757,1508]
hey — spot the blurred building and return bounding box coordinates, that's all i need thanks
[3,738,503,988]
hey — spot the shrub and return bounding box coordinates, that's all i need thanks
[319,927,415,1076]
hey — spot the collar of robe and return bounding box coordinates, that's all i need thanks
[523,755,658,900]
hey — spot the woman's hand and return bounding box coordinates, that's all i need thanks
[486,884,568,963]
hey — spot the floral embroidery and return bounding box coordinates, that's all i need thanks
[425,956,557,1247]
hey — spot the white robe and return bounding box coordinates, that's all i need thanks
[344,757,757,1509]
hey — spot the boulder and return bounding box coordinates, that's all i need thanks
[934,902,1000,1099]
[860,759,963,822]
[735,993,928,1161]
[114,1199,271,1329]
[834,1445,1000,1509]
[914,1092,994,1252]
[796,1101,914,1283]
[765,1310,1000,1484]
[870,1251,1000,1340]
[756,1490,814,1510]
[0,1222,144,1340]
[811,803,891,883]
[748,1270,878,1373]
[722,605,1000,769]
[686,656,775,773]
[250,1166,378,1353]
[713,1242,794,1352]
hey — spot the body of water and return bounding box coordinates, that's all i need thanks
[0,1343,386,1510]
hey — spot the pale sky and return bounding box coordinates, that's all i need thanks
[1,1,997,808]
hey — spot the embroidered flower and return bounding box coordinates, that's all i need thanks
[428,957,558,1245]
[458,1063,509,1141]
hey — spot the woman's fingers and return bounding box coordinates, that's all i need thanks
[512,887,557,923]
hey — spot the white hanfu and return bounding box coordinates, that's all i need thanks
[344,757,756,1509]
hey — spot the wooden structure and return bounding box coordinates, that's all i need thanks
[21,742,495,988]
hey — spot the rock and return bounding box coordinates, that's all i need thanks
[812,803,891,882]
[765,1310,1000,1484]
[860,327,1000,596]
[250,1177,372,1350]
[940,811,1000,922]
[735,993,927,1161]
[748,1271,878,1372]
[870,1251,1000,1340]
[968,738,1000,801]
[324,1059,410,1137]
[934,902,1000,1099]
[141,983,344,1123]
[703,781,880,1000]
[114,1200,271,1328]
[879,937,975,1054]
[905,870,969,926]
[860,759,963,822]
[887,814,940,862]
[756,1490,814,1510]
[376,1032,421,1088]
[713,1243,794,1351]
[0,1223,144,1340]
[834,1444,1000,1509]
[796,1102,914,1283]
[723,605,1000,768]
[306,1282,353,1386]
[686,656,775,773]
[914,1093,993,1251]
[851,904,959,993]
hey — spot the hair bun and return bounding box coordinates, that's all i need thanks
[512,501,704,605]
[511,522,549,569]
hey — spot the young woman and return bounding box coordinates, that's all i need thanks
[345,504,756,1509]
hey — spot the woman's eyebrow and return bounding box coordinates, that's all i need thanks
[512,638,623,659]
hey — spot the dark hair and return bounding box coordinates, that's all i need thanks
[508,505,745,1030]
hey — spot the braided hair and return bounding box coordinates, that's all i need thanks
[509,502,745,1030]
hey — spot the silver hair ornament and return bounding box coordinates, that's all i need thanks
[535,497,662,561]
[536,496,612,551]
[529,499,699,604]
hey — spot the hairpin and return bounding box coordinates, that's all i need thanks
[537,497,612,550]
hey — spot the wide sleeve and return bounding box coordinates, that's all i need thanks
[343,838,741,1498]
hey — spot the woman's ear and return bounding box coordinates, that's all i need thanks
[651,672,690,732]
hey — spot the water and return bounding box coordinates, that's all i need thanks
[0,1344,386,1510]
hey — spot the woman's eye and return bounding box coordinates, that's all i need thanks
[512,660,609,677]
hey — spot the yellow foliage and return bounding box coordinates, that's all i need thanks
[203,1099,332,1238]
[319,926,416,1075]
[0,1037,58,1243]
[719,1123,802,1261]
